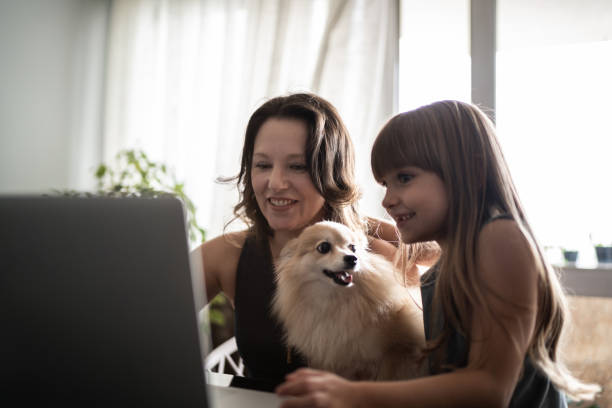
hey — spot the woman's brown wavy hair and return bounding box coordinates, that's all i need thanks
[223,93,365,240]
[371,100,599,401]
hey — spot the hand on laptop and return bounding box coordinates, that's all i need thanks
[275,368,359,408]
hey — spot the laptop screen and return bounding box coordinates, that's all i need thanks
[0,196,211,407]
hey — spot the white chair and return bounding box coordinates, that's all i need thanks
[205,336,244,376]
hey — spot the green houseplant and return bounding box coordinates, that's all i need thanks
[92,149,227,329]
[94,149,206,244]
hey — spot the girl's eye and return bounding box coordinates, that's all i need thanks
[348,244,356,253]
[317,242,331,254]
[254,162,271,169]
[397,173,413,184]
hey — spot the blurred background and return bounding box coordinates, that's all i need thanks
[1,0,611,405]
[1,0,396,240]
[1,0,611,257]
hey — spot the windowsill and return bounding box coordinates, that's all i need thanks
[554,265,612,298]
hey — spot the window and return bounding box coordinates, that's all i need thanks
[399,0,471,111]
[497,0,612,267]
[400,0,612,267]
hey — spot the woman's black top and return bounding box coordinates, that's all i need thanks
[233,234,306,385]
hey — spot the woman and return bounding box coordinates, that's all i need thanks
[193,93,426,384]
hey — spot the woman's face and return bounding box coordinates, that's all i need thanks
[251,118,325,235]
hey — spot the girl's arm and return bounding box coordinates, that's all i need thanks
[277,219,539,408]
[277,367,514,408]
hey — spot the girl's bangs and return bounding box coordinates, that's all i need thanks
[371,115,432,182]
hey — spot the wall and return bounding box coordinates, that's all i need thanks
[0,0,109,193]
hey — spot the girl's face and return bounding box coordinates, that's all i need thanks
[380,166,449,246]
[251,118,325,236]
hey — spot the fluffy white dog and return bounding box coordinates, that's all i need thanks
[272,221,426,381]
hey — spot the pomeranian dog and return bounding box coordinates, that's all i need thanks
[272,221,426,381]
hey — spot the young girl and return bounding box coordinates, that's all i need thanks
[276,100,600,407]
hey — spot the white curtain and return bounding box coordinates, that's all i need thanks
[103,0,398,240]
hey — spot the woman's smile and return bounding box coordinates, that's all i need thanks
[268,197,298,208]
[251,118,325,234]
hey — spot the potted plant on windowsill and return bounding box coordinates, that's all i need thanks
[561,248,579,265]
[595,244,612,265]
[589,233,612,267]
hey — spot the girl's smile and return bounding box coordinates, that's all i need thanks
[393,211,416,225]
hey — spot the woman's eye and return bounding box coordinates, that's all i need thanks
[317,242,331,254]
[290,163,307,171]
[348,244,356,253]
[254,162,271,169]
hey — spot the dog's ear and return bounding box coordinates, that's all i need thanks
[279,236,300,260]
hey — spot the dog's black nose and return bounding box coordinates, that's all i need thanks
[344,255,357,268]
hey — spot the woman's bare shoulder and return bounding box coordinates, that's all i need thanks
[201,230,249,253]
[196,229,250,303]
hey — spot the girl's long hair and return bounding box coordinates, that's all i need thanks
[371,100,599,400]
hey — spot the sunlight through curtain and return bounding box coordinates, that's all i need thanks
[103,0,398,238]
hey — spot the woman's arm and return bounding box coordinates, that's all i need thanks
[277,219,539,407]
[190,231,246,305]
[366,216,440,268]
[366,216,400,246]
[366,216,433,286]
[364,216,402,265]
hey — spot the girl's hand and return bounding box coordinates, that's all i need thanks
[276,368,361,408]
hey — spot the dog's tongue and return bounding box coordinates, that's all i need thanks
[324,269,354,286]
[339,271,353,284]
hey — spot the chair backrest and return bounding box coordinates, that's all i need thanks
[204,336,244,376]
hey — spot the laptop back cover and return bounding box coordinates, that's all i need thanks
[0,196,209,407]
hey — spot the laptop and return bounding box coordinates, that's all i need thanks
[0,195,284,407]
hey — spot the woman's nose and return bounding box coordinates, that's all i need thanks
[268,167,289,190]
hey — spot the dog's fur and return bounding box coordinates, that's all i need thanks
[272,221,426,381]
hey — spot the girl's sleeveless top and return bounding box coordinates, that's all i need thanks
[233,234,306,384]
[421,215,567,407]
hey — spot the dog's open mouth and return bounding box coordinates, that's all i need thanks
[323,269,353,286]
